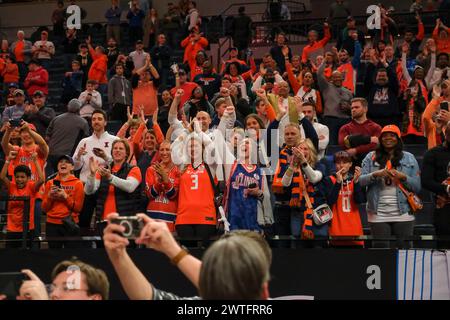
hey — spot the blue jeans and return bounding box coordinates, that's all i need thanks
[290,208,304,238]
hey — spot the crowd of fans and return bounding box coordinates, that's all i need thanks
[0,0,449,251]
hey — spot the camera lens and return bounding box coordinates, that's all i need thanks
[120,220,132,237]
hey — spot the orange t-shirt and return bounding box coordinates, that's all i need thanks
[14,41,25,63]
[97,165,142,220]
[170,82,199,110]
[133,81,158,116]
[328,177,364,246]
[7,181,37,232]
[176,164,216,226]
[9,145,46,200]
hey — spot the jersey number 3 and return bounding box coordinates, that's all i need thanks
[190,175,199,190]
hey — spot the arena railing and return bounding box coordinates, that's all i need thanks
[0,195,30,249]
[1,233,448,249]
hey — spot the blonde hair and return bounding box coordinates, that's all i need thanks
[297,138,318,167]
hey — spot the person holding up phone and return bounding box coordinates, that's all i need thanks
[324,151,365,247]
[84,139,142,221]
[0,150,44,248]
[42,155,84,248]
[1,89,26,125]
[0,259,109,300]
[423,79,450,149]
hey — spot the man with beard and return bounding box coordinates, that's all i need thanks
[72,110,118,232]
[338,97,382,165]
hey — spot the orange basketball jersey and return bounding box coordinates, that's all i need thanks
[176,164,216,226]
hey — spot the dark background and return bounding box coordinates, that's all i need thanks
[0,248,397,300]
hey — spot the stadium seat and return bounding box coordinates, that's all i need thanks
[106,121,123,136]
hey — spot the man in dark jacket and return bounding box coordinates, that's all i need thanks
[45,99,90,177]
[231,7,253,60]
[22,90,55,138]
[108,63,132,123]
[364,58,400,128]
[150,34,173,90]
[422,121,450,248]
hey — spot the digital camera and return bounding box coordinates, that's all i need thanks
[110,216,144,239]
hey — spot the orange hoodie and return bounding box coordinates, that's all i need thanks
[42,174,85,225]
[433,25,450,54]
[88,47,108,84]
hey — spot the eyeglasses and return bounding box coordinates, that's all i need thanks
[45,283,88,295]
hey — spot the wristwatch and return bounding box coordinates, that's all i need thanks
[170,246,189,265]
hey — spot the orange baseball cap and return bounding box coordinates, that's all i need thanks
[380,125,401,138]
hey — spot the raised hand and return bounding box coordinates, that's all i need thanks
[89,156,99,176]
[353,166,362,182]
[77,143,87,159]
[401,42,409,54]
[293,96,303,115]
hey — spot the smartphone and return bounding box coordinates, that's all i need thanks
[248,183,257,189]
[53,180,61,188]
[9,119,22,128]
[440,101,449,112]
[0,272,29,300]
[132,114,138,119]
[110,216,144,239]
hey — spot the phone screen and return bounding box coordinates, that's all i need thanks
[0,272,29,300]
[441,101,449,112]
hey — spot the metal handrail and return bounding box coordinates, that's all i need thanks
[0,195,31,249]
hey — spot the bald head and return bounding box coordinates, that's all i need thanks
[331,71,343,87]
[278,81,290,97]
[196,111,212,132]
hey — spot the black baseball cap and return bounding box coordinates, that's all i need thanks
[9,83,19,88]
[346,16,355,22]
[57,155,74,165]
[136,40,143,45]
[178,69,187,75]
[33,90,45,97]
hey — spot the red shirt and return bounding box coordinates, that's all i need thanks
[170,82,199,110]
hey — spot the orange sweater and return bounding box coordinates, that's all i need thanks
[422,97,446,149]
[2,62,20,83]
[301,25,331,64]
[42,174,85,225]
[181,35,208,75]
[433,25,450,54]
[88,47,108,84]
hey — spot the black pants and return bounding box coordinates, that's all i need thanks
[272,204,291,248]
[46,223,81,249]
[79,193,97,231]
[322,116,351,145]
[110,103,128,123]
[129,26,143,45]
[176,224,216,248]
[402,135,428,145]
[5,231,33,249]
[434,206,450,249]
[369,221,414,249]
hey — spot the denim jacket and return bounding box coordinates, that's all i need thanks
[359,151,421,215]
